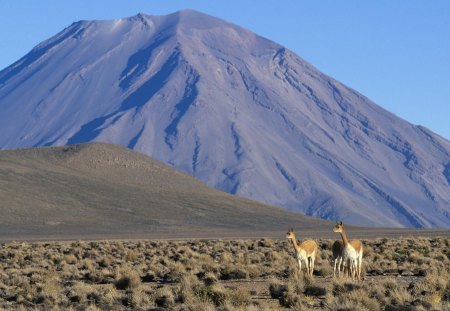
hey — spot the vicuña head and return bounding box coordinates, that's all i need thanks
[286,228,296,240]
[333,221,344,233]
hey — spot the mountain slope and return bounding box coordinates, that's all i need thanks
[1,10,450,227]
[0,143,329,239]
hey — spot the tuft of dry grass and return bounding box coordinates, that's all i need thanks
[114,265,141,290]
[64,254,78,265]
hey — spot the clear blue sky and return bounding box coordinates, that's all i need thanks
[1,1,449,139]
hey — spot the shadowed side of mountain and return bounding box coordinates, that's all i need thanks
[0,143,331,240]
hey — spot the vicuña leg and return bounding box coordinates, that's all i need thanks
[306,257,310,275]
[358,257,362,280]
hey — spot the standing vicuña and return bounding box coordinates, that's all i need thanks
[286,228,318,277]
[333,221,363,280]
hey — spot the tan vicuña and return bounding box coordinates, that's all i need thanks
[286,229,318,277]
[333,221,363,280]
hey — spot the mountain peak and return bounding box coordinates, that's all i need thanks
[124,9,227,25]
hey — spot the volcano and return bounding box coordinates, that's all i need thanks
[1,10,449,227]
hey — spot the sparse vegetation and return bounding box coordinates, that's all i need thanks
[0,237,448,309]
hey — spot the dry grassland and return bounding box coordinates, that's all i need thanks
[0,237,449,310]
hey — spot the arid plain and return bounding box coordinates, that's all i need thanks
[1,143,449,310]
[0,236,449,310]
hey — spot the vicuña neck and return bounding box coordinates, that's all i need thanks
[339,230,350,246]
[289,236,299,249]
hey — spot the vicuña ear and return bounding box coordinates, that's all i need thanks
[339,221,343,225]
